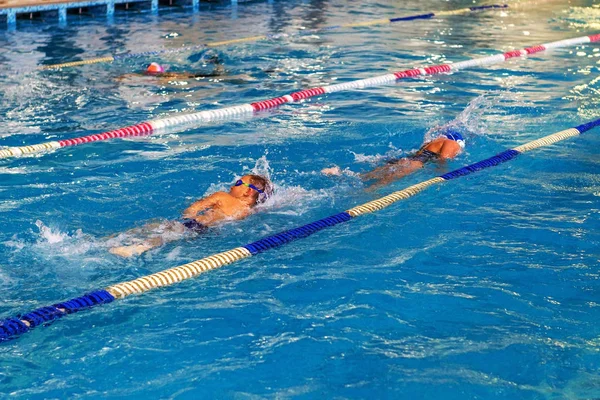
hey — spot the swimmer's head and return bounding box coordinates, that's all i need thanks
[249,174,273,205]
[444,129,465,149]
[204,54,221,64]
[231,174,273,205]
[145,62,165,75]
[234,174,273,204]
[200,50,221,65]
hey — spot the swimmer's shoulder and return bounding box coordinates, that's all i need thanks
[208,191,229,199]
[438,139,462,159]
[422,137,445,152]
[210,191,243,205]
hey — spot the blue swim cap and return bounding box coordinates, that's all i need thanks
[444,130,464,142]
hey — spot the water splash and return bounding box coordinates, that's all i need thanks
[34,220,98,256]
[257,185,330,215]
[248,154,329,213]
[36,220,69,244]
[351,143,406,165]
[349,90,523,165]
[425,88,527,142]
[565,75,600,120]
[250,154,272,182]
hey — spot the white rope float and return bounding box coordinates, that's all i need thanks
[2,33,598,161]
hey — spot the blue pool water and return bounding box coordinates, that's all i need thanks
[1,0,600,398]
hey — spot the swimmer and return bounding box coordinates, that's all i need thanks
[115,55,253,83]
[142,58,225,79]
[109,174,273,257]
[322,130,465,190]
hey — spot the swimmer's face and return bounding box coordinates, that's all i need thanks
[229,175,254,198]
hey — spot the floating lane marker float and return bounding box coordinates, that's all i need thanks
[3,33,599,161]
[1,117,599,342]
[39,4,507,70]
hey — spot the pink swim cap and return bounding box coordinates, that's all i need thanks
[146,62,165,74]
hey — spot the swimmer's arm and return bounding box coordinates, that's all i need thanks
[182,192,224,218]
[321,165,343,176]
[364,160,423,191]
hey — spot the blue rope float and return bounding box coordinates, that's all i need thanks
[0,319,29,341]
[21,306,64,328]
[389,13,435,22]
[470,5,507,11]
[0,118,598,343]
[1,290,115,341]
[576,119,600,134]
[243,212,352,255]
[388,4,506,23]
[440,150,521,180]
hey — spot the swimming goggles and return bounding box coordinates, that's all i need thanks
[234,179,264,193]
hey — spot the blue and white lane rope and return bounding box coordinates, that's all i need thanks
[39,4,507,70]
[1,117,599,342]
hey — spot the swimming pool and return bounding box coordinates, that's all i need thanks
[1,0,600,398]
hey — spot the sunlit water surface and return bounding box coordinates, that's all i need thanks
[1,0,600,398]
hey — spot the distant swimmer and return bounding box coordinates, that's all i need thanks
[115,55,255,84]
[109,174,273,257]
[143,58,225,79]
[322,130,465,190]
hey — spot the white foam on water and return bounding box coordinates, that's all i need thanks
[424,88,530,142]
[34,220,98,255]
[351,143,406,165]
[248,155,331,215]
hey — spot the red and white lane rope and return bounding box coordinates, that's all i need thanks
[1,33,598,160]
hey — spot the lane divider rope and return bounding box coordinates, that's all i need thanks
[1,117,598,342]
[3,33,599,161]
[39,4,507,70]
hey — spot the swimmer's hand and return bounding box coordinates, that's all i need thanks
[321,166,342,176]
[109,244,153,258]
